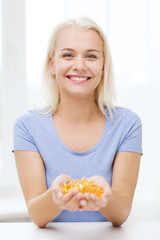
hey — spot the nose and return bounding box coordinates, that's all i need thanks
[72,56,87,72]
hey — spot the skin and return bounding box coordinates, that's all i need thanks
[14,27,141,228]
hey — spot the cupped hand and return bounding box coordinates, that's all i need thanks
[51,174,82,212]
[78,175,112,211]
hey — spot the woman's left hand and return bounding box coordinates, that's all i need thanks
[78,176,112,211]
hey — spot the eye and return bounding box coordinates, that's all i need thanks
[86,54,97,59]
[62,53,74,58]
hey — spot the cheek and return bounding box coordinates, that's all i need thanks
[94,65,104,79]
[54,62,71,76]
[90,60,103,75]
[93,67,104,87]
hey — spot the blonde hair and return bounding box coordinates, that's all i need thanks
[40,17,116,119]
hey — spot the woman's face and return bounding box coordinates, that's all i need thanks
[50,27,104,99]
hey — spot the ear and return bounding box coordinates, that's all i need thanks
[49,58,55,75]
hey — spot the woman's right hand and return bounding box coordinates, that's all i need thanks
[51,174,84,212]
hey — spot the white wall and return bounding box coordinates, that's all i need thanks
[0,0,27,189]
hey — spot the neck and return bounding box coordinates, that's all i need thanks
[55,94,100,124]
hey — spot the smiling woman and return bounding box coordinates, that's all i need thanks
[13,17,142,228]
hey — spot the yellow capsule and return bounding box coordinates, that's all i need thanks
[61,177,104,199]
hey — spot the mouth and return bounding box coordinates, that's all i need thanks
[66,75,92,82]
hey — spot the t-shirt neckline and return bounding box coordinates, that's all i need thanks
[49,115,108,156]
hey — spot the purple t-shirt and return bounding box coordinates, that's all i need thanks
[13,107,142,222]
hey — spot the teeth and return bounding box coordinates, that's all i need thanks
[69,77,89,81]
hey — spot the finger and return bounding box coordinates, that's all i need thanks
[84,193,107,211]
[53,188,76,207]
[80,194,98,211]
[64,192,82,212]
[52,187,62,204]
[61,189,78,205]
[83,192,90,200]
[60,175,73,185]
[89,194,101,210]
[52,174,73,190]
[78,192,89,209]
[79,199,87,209]
[52,175,72,197]
[57,175,73,187]
[90,193,108,208]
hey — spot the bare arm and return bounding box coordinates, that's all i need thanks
[100,151,141,226]
[14,151,62,227]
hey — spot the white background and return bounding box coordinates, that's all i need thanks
[0,0,160,221]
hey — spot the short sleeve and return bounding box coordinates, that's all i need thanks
[13,112,39,152]
[117,110,143,154]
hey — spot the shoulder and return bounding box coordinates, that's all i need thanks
[15,109,52,123]
[113,108,143,154]
[13,110,37,137]
[114,107,142,139]
[105,107,142,134]
[113,107,141,124]
[14,110,38,126]
[14,109,53,134]
[14,109,51,131]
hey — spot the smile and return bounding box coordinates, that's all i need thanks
[66,75,92,82]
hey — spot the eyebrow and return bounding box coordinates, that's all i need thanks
[60,48,101,53]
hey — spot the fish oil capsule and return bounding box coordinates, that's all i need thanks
[61,177,104,199]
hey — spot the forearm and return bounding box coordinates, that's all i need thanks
[27,188,62,228]
[100,190,132,226]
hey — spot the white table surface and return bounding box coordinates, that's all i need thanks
[0,221,160,240]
